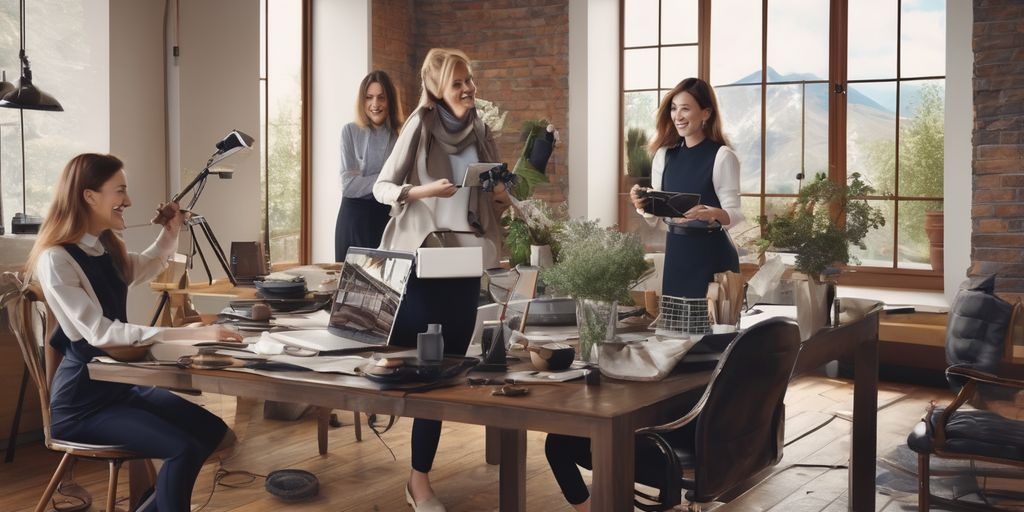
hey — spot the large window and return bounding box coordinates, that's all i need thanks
[259,0,303,264]
[619,0,946,286]
[0,0,106,234]
[620,0,700,250]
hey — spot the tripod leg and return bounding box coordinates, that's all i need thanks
[149,291,170,327]
[189,223,214,285]
[198,219,236,286]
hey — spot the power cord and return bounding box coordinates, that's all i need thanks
[191,464,268,512]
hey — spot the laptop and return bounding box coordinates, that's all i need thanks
[269,247,415,354]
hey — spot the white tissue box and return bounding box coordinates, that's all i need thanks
[416,247,483,279]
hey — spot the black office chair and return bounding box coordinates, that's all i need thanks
[632,317,802,511]
[907,364,1024,511]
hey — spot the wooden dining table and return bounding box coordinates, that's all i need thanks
[88,309,879,511]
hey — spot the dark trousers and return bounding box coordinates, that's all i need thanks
[335,196,391,262]
[544,427,693,505]
[390,273,480,473]
[51,386,227,512]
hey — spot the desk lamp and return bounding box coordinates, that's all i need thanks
[154,129,255,286]
[0,0,64,234]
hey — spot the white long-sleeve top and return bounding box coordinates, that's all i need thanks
[36,229,203,348]
[637,143,745,229]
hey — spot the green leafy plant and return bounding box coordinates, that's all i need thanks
[541,219,651,304]
[758,172,886,281]
[625,127,652,177]
[503,200,566,267]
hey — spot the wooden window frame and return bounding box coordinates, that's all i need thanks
[618,0,945,290]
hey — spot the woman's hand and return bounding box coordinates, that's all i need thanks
[630,184,649,211]
[151,201,188,235]
[684,204,726,224]
[408,179,458,201]
[491,181,512,213]
[192,324,244,343]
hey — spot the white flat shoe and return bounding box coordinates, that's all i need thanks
[406,484,447,512]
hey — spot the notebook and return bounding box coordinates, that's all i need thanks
[269,247,415,354]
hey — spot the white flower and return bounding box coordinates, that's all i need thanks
[475,98,508,135]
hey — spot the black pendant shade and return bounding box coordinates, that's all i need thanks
[0,51,63,112]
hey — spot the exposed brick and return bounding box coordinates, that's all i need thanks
[995,204,1024,217]
[973,189,1016,202]
[977,218,1009,233]
[974,233,1024,247]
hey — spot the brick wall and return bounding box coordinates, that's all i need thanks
[972,0,1024,298]
[370,0,570,202]
[370,0,419,119]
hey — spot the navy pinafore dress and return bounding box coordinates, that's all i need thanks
[661,140,740,298]
[49,244,135,431]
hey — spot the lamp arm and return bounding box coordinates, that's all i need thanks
[171,166,211,203]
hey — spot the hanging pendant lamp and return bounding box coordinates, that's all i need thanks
[0,0,63,111]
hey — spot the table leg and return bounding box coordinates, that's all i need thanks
[486,426,501,465]
[498,428,526,512]
[590,417,635,511]
[849,334,878,511]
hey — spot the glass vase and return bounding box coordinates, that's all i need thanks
[575,298,617,364]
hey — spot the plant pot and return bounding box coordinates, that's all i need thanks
[793,273,833,341]
[575,298,617,364]
[924,211,943,271]
[530,244,554,268]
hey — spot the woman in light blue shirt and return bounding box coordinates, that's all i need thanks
[335,70,405,261]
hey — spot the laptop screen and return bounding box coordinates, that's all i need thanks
[327,248,415,345]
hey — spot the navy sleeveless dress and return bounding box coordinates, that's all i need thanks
[661,140,740,298]
[49,244,134,429]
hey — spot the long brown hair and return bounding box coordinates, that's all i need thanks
[25,154,130,281]
[419,48,473,108]
[648,77,729,153]
[353,70,405,131]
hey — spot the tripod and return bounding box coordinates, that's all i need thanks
[186,213,236,286]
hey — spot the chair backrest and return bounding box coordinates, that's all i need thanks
[0,271,59,443]
[691,317,802,503]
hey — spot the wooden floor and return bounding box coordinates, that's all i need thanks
[0,374,1000,511]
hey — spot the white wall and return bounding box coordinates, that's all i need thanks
[568,0,619,226]
[167,0,261,279]
[944,0,973,304]
[311,0,370,263]
[109,0,168,323]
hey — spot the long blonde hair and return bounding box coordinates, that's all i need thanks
[648,77,730,153]
[25,154,130,280]
[419,48,473,109]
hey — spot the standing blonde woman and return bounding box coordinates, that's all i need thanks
[374,48,509,512]
[26,153,241,512]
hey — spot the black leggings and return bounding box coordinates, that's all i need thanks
[390,273,480,473]
[544,427,694,506]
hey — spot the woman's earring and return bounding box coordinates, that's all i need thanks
[701,120,706,129]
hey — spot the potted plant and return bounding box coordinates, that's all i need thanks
[541,219,651,361]
[624,127,652,186]
[758,172,885,338]
[503,199,566,268]
[510,119,558,200]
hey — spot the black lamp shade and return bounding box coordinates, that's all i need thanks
[0,76,63,112]
[0,72,14,99]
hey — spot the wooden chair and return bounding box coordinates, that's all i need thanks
[0,272,157,512]
[908,365,1024,511]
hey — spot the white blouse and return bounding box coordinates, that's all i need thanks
[637,144,745,229]
[36,230,205,348]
